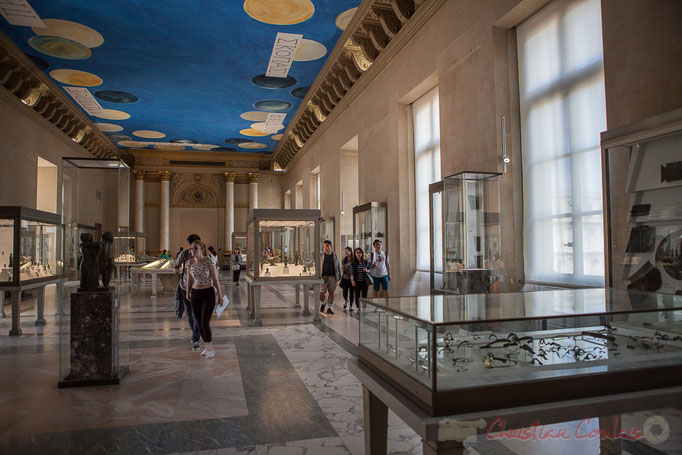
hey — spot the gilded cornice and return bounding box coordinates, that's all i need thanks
[272,0,447,169]
[0,31,120,160]
[129,149,272,171]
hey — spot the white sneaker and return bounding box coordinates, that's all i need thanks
[206,349,216,359]
[201,348,208,356]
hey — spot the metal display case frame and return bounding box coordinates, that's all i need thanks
[601,109,682,294]
[358,289,682,417]
[246,209,321,282]
[429,172,503,295]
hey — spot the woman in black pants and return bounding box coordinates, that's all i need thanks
[350,248,370,310]
[186,240,223,358]
[231,247,242,284]
[340,247,355,310]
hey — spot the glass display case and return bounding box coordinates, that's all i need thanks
[320,216,335,249]
[0,206,62,286]
[429,172,503,295]
[246,209,321,280]
[59,157,130,386]
[113,230,147,264]
[358,288,682,416]
[353,202,387,259]
[603,113,682,295]
[131,258,177,296]
[231,232,247,270]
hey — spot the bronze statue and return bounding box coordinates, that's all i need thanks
[100,232,115,288]
[79,233,101,290]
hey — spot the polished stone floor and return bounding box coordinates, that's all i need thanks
[0,276,680,454]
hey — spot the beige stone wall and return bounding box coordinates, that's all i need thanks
[0,90,93,211]
[602,0,682,129]
[280,0,681,295]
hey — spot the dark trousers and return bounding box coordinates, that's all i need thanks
[179,288,200,342]
[341,278,355,306]
[354,281,369,306]
[190,287,216,343]
[233,269,241,282]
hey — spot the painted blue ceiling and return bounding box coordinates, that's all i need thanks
[0,0,360,153]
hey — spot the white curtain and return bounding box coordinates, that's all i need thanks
[517,0,606,286]
[413,86,441,271]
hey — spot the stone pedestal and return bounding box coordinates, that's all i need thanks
[58,290,127,387]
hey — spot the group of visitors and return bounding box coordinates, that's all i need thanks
[319,239,391,313]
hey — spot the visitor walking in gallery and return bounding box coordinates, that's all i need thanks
[319,240,341,315]
[174,234,202,351]
[351,247,370,310]
[231,247,243,285]
[340,246,355,311]
[370,239,391,298]
[160,249,170,259]
[177,246,184,258]
[208,246,218,268]
[186,240,223,359]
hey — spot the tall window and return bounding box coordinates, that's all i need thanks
[413,86,441,271]
[517,0,606,286]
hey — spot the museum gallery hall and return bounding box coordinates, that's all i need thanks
[0,0,680,454]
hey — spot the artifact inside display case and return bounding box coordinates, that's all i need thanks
[114,231,146,264]
[430,172,503,295]
[0,207,62,284]
[353,202,387,260]
[358,288,682,415]
[247,209,320,280]
[604,121,682,295]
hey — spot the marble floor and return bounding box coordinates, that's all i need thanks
[0,277,680,454]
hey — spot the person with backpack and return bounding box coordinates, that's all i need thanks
[369,239,391,297]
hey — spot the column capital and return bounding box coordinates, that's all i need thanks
[248,172,259,183]
[224,172,237,183]
[159,170,172,181]
[132,170,145,181]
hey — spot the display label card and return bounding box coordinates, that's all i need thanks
[64,87,106,117]
[265,32,303,78]
[0,0,44,27]
[262,113,287,133]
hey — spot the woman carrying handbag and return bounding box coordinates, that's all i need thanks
[231,247,243,285]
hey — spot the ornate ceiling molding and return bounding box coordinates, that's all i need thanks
[0,31,121,161]
[272,0,446,169]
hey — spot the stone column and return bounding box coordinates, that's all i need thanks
[224,172,236,253]
[133,170,145,233]
[248,172,259,213]
[159,171,171,251]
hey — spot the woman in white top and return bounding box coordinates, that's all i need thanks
[186,240,223,358]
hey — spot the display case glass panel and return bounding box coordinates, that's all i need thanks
[358,288,682,416]
[353,202,387,260]
[604,123,682,295]
[432,172,503,295]
[246,209,320,280]
[114,231,146,264]
[59,158,130,384]
[0,207,62,286]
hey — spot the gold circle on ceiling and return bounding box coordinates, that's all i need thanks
[239,142,267,149]
[93,109,130,120]
[33,19,104,48]
[95,123,123,132]
[133,130,166,139]
[335,8,357,30]
[193,144,220,150]
[118,140,147,147]
[50,69,102,86]
[240,128,270,137]
[271,134,283,140]
[295,39,327,61]
[243,0,314,25]
[240,111,269,121]
[250,122,284,132]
